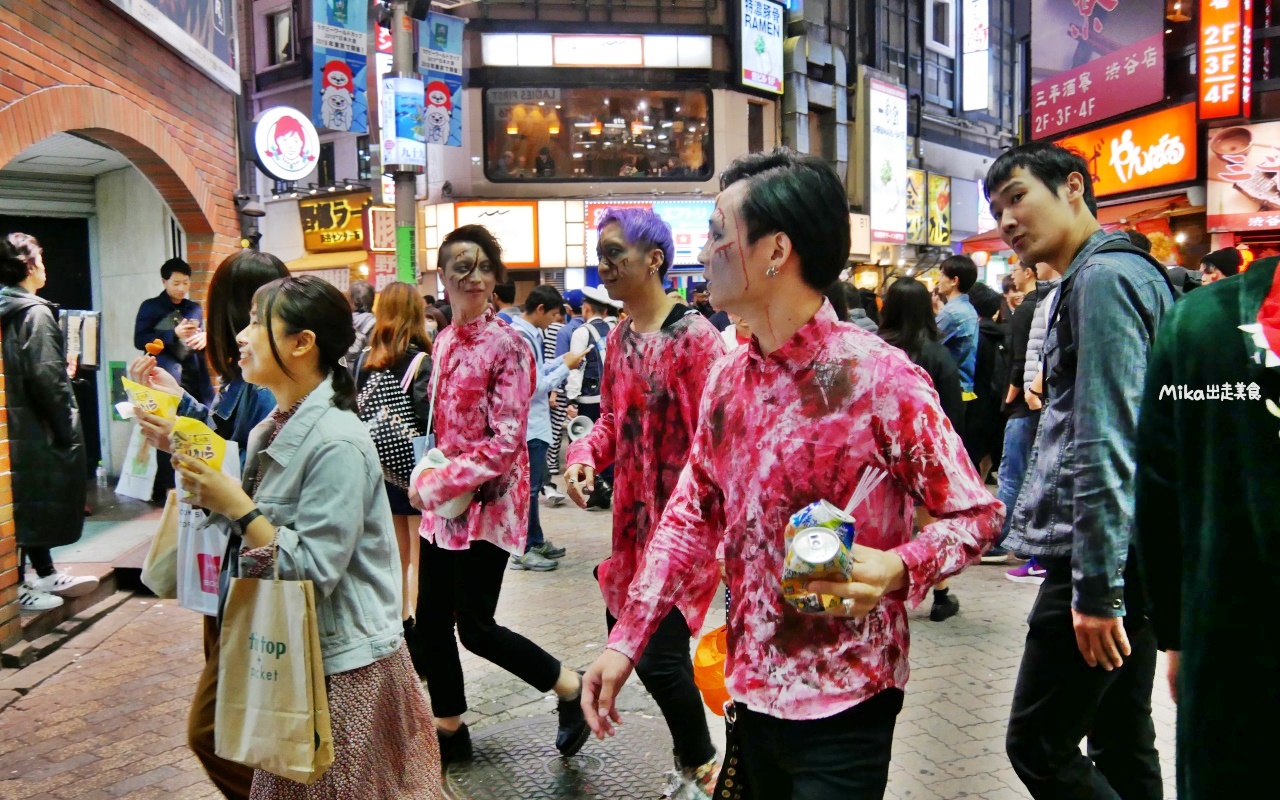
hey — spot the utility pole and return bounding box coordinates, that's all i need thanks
[390,0,422,283]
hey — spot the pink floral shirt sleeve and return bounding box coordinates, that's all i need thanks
[566,309,725,634]
[608,302,1003,720]
[415,309,535,555]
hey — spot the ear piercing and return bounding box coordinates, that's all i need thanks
[766,266,779,277]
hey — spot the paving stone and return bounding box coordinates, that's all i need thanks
[0,502,1178,799]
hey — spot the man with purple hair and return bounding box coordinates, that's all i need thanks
[565,207,726,798]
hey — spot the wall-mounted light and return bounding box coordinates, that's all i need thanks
[507,120,519,135]
[1166,1,1190,23]
[1175,232,1187,244]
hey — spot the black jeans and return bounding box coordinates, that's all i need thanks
[405,538,562,718]
[19,546,55,583]
[1007,557,1162,800]
[736,688,904,800]
[605,608,716,769]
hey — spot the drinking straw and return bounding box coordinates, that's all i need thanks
[843,467,888,517]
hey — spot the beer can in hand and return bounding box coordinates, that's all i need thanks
[781,527,855,613]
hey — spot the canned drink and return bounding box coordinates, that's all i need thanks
[781,527,855,613]
[786,500,857,550]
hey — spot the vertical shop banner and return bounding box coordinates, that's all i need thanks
[1199,0,1252,120]
[740,0,785,95]
[1029,0,1164,139]
[106,1,238,92]
[312,0,369,133]
[961,0,990,112]
[419,13,466,147]
[1206,120,1280,233]
[382,76,426,167]
[865,75,908,244]
[905,169,927,245]
[927,174,952,246]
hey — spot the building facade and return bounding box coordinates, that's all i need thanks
[0,0,243,650]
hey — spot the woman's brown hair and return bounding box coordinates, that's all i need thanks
[365,282,430,371]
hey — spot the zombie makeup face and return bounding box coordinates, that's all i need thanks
[443,242,497,318]
[697,182,773,315]
[596,221,662,304]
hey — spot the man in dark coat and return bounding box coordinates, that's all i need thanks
[133,258,212,405]
[0,233,96,613]
[1135,256,1280,800]
[134,258,211,502]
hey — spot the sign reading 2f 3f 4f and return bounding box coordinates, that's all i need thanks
[1200,0,1252,120]
[741,0,784,95]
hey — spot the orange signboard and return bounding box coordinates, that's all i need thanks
[1055,104,1197,198]
[1199,0,1251,120]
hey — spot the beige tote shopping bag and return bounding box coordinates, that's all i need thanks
[215,567,334,784]
[140,490,179,599]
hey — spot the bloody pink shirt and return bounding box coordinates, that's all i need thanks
[608,301,1003,720]
[415,308,535,555]
[565,307,725,634]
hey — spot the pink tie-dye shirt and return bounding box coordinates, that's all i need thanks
[416,308,534,555]
[608,302,1004,720]
[565,307,725,634]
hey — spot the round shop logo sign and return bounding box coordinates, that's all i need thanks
[254,107,320,183]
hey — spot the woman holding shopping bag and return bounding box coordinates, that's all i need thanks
[404,224,589,765]
[173,275,441,799]
[353,282,432,624]
[130,249,289,799]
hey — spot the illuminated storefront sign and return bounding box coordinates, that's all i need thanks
[454,202,540,266]
[741,0,785,95]
[1055,104,1197,198]
[961,0,990,112]
[863,72,908,244]
[299,193,372,252]
[1207,119,1280,232]
[1199,0,1252,120]
[584,200,716,267]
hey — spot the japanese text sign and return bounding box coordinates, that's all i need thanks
[1206,120,1280,233]
[312,0,369,134]
[928,174,952,246]
[419,12,465,148]
[1199,0,1252,120]
[1055,104,1197,198]
[864,74,908,244]
[1030,0,1164,139]
[741,0,785,95]
[299,192,371,252]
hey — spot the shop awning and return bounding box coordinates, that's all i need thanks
[286,250,367,271]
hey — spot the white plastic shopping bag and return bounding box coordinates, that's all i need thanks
[176,441,240,616]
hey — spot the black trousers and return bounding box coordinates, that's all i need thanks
[1007,557,1163,800]
[737,688,904,800]
[18,546,55,583]
[406,538,562,718]
[605,608,716,769]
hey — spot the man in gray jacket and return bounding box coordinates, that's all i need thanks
[986,142,1173,800]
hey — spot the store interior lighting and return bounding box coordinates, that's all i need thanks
[1166,1,1190,23]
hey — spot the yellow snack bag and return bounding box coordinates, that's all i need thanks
[122,377,182,420]
[171,417,228,472]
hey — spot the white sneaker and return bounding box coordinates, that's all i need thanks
[542,486,568,507]
[19,583,63,613]
[31,571,99,598]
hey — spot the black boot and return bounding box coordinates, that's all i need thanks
[437,723,473,765]
[555,671,589,757]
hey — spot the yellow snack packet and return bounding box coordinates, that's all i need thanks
[122,377,181,420]
[171,417,227,473]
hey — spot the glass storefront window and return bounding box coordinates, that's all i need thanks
[484,88,713,182]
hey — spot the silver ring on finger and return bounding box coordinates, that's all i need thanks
[842,597,855,615]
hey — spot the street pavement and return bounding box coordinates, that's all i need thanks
[0,495,1177,799]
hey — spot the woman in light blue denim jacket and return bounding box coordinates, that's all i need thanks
[173,276,441,799]
[130,249,290,799]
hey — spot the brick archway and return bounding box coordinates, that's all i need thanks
[0,84,228,237]
[0,85,240,652]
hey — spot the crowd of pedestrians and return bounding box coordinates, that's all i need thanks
[3,140,1274,800]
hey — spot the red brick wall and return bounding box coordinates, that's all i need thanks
[0,0,244,649]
